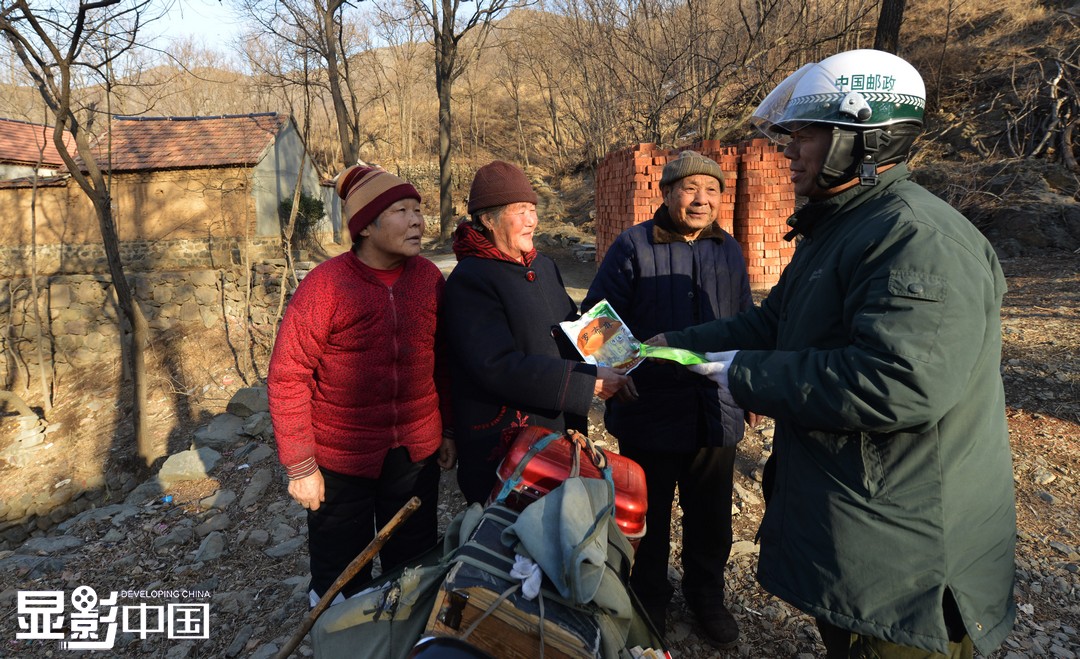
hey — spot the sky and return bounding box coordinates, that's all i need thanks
[146,0,245,50]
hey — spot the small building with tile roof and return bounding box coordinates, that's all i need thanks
[0,117,76,179]
[0,112,333,274]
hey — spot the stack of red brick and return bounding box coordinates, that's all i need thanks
[594,138,795,288]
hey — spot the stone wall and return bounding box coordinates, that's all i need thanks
[0,258,300,388]
[594,138,796,287]
[0,235,293,277]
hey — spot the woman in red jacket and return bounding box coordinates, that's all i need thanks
[268,166,454,605]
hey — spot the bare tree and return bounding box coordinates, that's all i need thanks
[0,0,158,465]
[27,108,53,414]
[873,0,907,54]
[374,2,429,161]
[241,0,375,169]
[409,0,527,239]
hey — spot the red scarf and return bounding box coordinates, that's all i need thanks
[452,220,537,266]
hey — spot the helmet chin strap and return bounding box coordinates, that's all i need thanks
[858,129,891,186]
[816,127,893,189]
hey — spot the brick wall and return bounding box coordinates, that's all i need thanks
[595,138,795,288]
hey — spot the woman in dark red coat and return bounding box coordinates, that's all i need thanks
[441,161,628,504]
[268,166,454,604]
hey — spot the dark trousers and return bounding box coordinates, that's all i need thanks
[816,620,974,659]
[306,447,440,599]
[456,436,500,505]
[619,442,736,615]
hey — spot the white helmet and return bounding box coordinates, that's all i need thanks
[751,49,926,187]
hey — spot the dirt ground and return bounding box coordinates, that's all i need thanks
[0,227,1077,657]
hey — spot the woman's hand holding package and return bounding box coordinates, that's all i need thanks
[594,366,629,400]
[614,375,639,402]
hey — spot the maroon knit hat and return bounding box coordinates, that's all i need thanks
[336,165,420,241]
[467,160,538,214]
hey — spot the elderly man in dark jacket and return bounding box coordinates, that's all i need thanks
[583,150,752,647]
[656,49,1016,658]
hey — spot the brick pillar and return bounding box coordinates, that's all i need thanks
[594,139,792,288]
[734,139,796,288]
[595,143,663,262]
[691,140,739,235]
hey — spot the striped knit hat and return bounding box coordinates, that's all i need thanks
[335,165,421,241]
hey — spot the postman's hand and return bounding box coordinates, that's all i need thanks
[687,350,739,407]
[687,350,738,385]
[644,334,668,347]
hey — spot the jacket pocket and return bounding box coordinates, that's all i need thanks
[805,429,879,499]
[887,270,947,303]
[880,269,948,362]
[860,433,890,500]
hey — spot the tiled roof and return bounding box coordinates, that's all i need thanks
[0,118,75,167]
[0,175,68,190]
[78,113,289,172]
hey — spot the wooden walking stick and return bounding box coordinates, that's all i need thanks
[273,496,422,659]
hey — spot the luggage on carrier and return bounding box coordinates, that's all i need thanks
[309,429,667,659]
[309,541,450,659]
[428,453,668,659]
[425,504,605,658]
[490,427,648,549]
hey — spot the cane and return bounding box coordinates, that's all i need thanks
[273,496,422,659]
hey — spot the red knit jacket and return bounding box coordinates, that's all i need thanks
[268,251,450,479]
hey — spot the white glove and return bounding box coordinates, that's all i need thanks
[510,553,542,600]
[687,350,738,406]
[687,350,737,387]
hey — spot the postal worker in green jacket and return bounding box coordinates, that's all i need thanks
[649,49,1016,658]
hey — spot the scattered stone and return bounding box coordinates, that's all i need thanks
[239,468,275,508]
[250,643,279,659]
[153,527,194,550]
[1049,541,1074,557]
[165,643,193,659]
[101,528,126,543]
[244,529,270,547]
[264,536,305,558]
[159,448,222,486]
[124,479,164,505]
[272,523,297,544]
[1034,468,1058,485]
[193,413,247,450]
[57,504,140,532]
[194,531,227,562]
[227,387,269,417]
[1038,491,1059,505]
[733,481,762,506]
[246,444,276,465]
[731,540,759,557]
[226,624,254,657]
[20,534,84,555]
[0,553,67,576]
[243,412,274,440]
[195,514,232,538]
[200,489,237,510]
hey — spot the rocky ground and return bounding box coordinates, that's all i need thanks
[0,241,1076,659]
